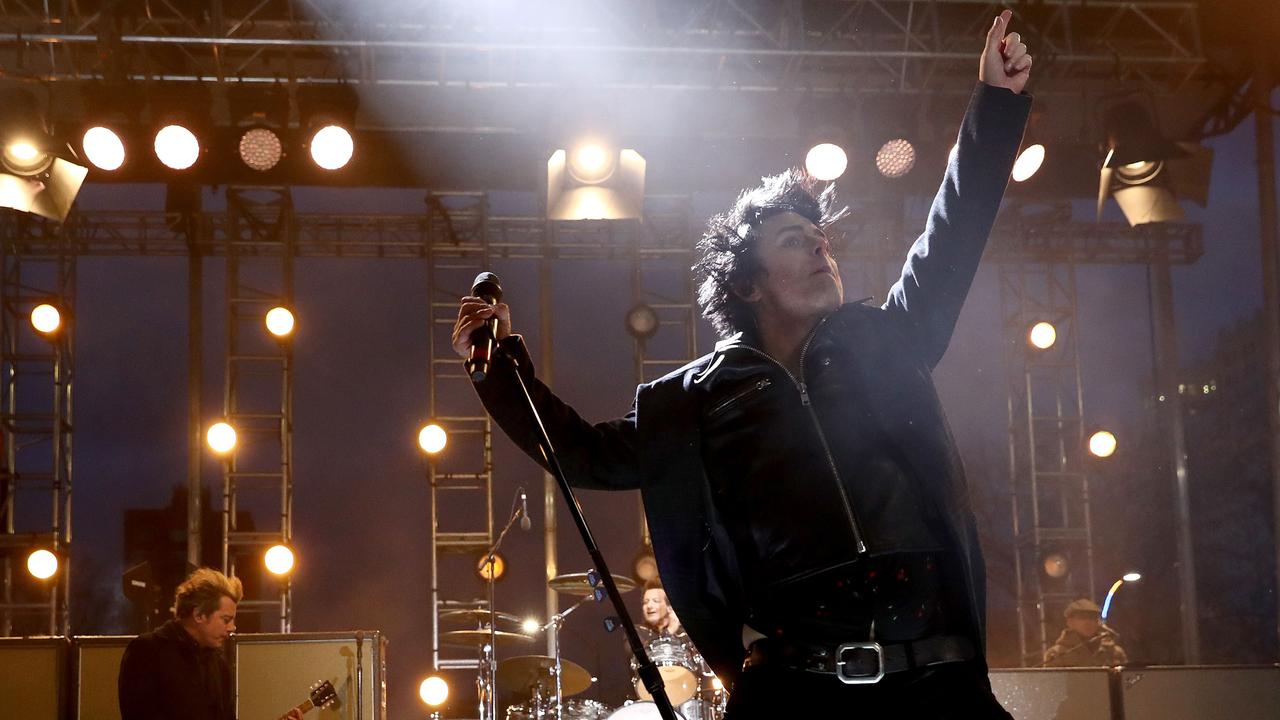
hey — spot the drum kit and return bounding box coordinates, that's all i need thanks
[441,570,727,720]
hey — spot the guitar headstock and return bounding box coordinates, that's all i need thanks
[309,680,338,710]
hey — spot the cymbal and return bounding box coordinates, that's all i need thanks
[441,629,535,647]
[547,572,637,596]
[496,655,593,697]
[439,609,523,626]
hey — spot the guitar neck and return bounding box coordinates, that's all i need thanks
[277,698,314,720]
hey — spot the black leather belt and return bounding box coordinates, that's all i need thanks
[744,634,976,684]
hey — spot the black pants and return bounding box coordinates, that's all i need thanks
[724,660,1013,720]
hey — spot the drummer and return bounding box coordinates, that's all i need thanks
[640,579,686,638]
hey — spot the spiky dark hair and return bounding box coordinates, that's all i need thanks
[693,168,848,338]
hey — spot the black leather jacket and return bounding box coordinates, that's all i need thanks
[118,620,233,720]
[476,82,1031,689]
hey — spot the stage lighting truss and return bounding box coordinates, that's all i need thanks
[239,127,285,172]
[875,138,916,179]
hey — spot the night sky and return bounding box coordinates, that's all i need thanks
[16,87,1279,716]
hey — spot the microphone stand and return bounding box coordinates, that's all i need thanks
[480,491,526,720]
[496,352,680,720]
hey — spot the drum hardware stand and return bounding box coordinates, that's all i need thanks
[479,489,530,720]
[493,351,681,720]
[537,595,593,719]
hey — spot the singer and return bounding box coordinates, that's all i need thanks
[453,11,1031,718]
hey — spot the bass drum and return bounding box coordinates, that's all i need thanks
[507,698,613,720]
[605,699,705,720]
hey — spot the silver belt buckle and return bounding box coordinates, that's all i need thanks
[835,641,885,684]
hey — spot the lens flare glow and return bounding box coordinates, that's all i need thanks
[805,143,848,181]
[419,676,449,707]
[1028,321,1057,350]
[207,422,237,454]
[30,304,61,334]
[522,618,540,634]
[309,125,354,170]
[1089,430,1118,458]
[418,423,447,454]
[265,307,295,337]
[265,544,296,575]
[27,549,58,580]
[83,127,126,171]
[1122,572,1142,582]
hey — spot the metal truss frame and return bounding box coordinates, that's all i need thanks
[220,187,295,632]
[0,215,73,637]
[0,1,1206,99]
[424,191,495,672]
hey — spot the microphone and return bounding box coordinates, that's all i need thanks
[519,490,532,531]
[465,272,503,382]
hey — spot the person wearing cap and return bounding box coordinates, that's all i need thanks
[1042,598,1129,668]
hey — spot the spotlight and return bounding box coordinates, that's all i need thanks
[419,676,449,707]
[1088,430,1117,459]
[154,125,200,170]
[3,140,52,177]
[805,143,848,181]
[264,544,296,576]
[1027,321,1056,350]
[547,147,646,220]
[568,142,614,184]
[625,303,659,340]
[27,549,58,580]
[418,423,447,455]
[874,139,916,179]
[631,543,658,583]
[1012,144,1045,182]
[265,307,295,337]
[207,422,238,455]
[1097,100,1212,225]
[82,127,126,172]
[1043,552,1068,579]
[239,127,284,172]
[30,303,62,335]
[308,125,353,171]
[476,552,506,581]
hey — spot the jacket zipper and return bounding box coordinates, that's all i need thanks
[731,321,868,555]
[707,377,773,417]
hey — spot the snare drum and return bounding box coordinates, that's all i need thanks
[630,635,699,705]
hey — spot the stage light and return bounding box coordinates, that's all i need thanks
[1097,100,1212,225]
[30,304,62,335]
[154,125,200,170]
[521,618,540,634]
[239,127,284,172]
[625,303,659,340]
[418,423,447,455]
[1028,321,1056,350]
[805,143,847,181]
[1012,143,1045,182]
[3,140,52,177]
[476,552,506,581]
[1043,553,1068,579]
[419,676,449,707]
[309,125,353,170]
[82,127,126,171]
[568,142,614,184]
[875,139,915,179]
[27,549,58,580]
[1088,430,1117,459]
[207,422,238,455]
[1123,572,1142,582]
[265,307,295,337]
[264,544,295,576]
[632,544,658,583]
[547,147,646,220]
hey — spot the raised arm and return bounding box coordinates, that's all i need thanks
[454,296,643,491]
[883,10,1032,368]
